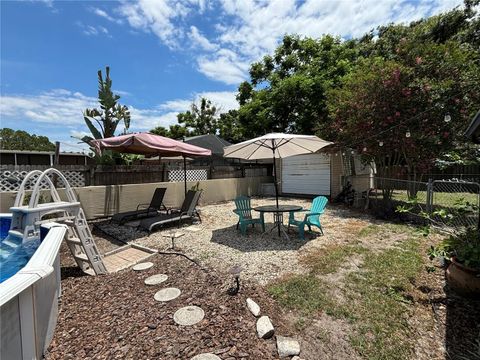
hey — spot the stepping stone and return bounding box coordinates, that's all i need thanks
[191,354,221,360]
[144,274,168,285]
[256,316,274,339]
[246,298,261,317]
[174,305,204,326]
[154,288,181,302]
[276,336,300,357]
[132,262,153,271]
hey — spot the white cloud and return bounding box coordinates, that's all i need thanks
[0,90,97,125]
[158,90,238,114]
[76,22,111,37]
[91,7,123,24]
[158,99,192,112]
[189,25,218,51]
[70,130,90,139]
[113,89,131,97]
[114,0,464,85]
[197,49,249,85]
[117,0,191,49]
[198,91,238,112]
[0,89,238,141]
[130,108,179,130]
[39,0,53,7]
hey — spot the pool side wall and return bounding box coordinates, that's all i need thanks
[0,224,67,360]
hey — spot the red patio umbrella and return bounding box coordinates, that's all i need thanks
[91,133,212,195]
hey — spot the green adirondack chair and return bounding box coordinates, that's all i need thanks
[233,196,265,235]
[288,196,328,240]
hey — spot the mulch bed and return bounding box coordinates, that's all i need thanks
[45,252,292,360]
[411,253,480,360]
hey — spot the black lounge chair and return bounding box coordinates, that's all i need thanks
[139,190,201,232]
[111,187,167,224]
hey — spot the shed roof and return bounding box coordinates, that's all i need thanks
[184,134,231,155]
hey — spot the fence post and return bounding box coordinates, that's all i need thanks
[90,165,96,186]
[426,178,433,214]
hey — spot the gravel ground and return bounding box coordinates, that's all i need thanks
[98,197,381,285]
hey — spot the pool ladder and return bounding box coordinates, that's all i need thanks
[9,168,107,275]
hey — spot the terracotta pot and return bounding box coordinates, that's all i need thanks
[446,257,480,298]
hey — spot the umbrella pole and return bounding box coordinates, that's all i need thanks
[271,141,281,237]
[271,141,279,208]
[183,155,187,196]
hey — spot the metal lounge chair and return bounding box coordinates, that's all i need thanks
[288,196,328,240]
[139,190,201,232]
[111,187,167,224]
[233,195,265,235]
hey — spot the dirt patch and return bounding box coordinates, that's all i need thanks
[47,253,292,360]
[298,313,360,360]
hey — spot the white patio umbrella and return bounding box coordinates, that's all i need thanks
[223,133,333,206]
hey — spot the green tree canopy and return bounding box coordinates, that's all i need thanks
[0,128,55,151]
[150,124,191,140]
[177,97,218,135]
[237,34,359,137]
[217,110,245,143]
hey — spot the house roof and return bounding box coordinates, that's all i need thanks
[184,134,231,155]
[465,110,480,144]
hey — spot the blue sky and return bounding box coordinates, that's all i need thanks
[1,0,462,152]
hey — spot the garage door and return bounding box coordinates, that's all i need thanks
[281,153,330,195]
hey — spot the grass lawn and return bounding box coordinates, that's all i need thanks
[268,224,428,360]
[390,190,478,208]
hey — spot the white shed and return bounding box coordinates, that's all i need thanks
[279,151,373,197]
[281,153,332,196]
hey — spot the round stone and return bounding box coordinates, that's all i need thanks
[132,262,153,271]
[191,354,221,360]
[154,288,181,302]
[174,306,205,326]
[144,274,168,285]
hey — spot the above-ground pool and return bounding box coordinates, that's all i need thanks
[0,216,41,283]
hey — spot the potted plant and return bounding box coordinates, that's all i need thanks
[437,227,480,297]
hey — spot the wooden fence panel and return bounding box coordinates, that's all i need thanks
[1,164,271,191]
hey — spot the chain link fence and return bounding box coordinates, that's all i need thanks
[369,177,480,230]
[430,180,480,229]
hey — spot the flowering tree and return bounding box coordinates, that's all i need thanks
[326,39,480,185]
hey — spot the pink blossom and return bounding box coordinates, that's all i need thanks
[415,57,422,64]
[395,111,401,117]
